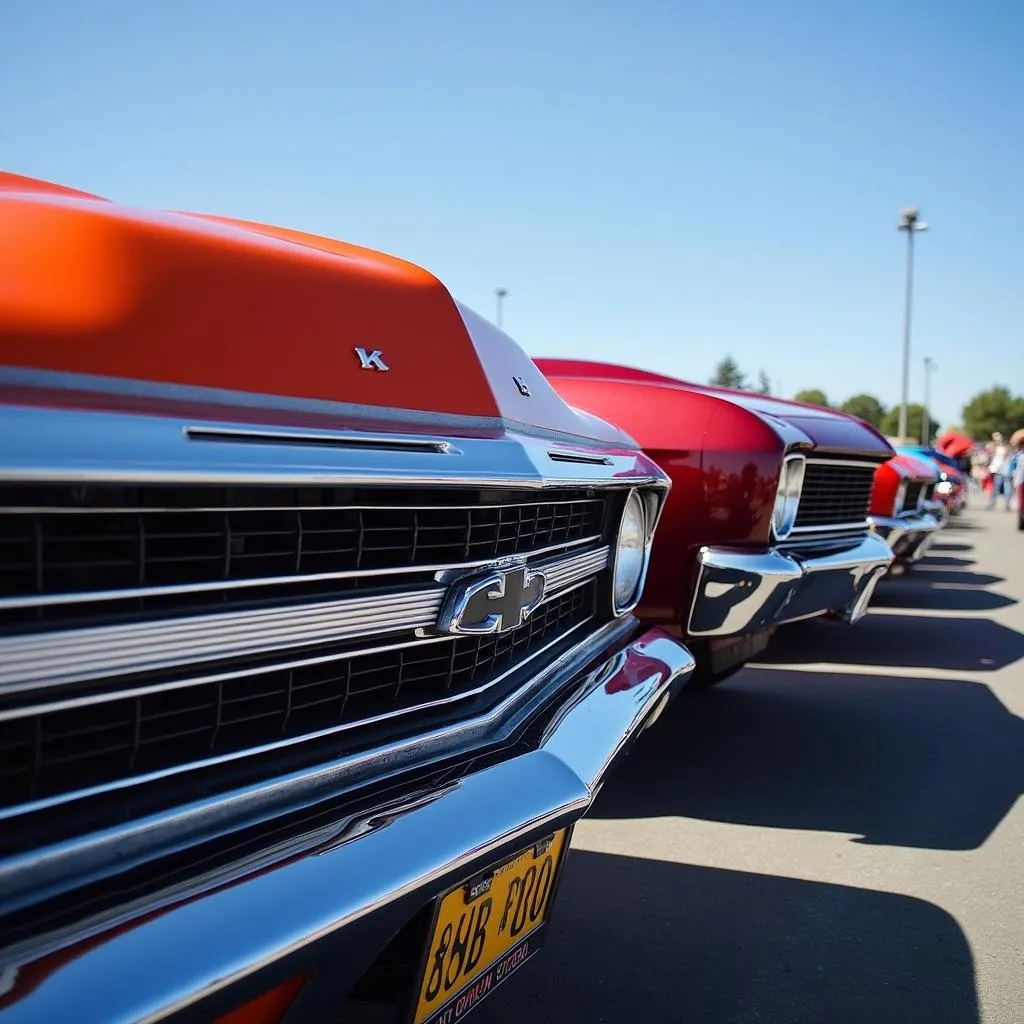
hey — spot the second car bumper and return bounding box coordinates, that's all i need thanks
[687,533,894,638]
[869,510,941,565]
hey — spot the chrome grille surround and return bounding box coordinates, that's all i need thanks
[789,456,881,540]
[0,399,669,904]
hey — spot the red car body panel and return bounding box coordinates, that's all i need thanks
[537,359,894,633]
[870,453,939,517]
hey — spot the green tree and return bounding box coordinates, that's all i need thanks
[710,356,746,389]
[879,403,939,442]
[794,388,830,407]
[840,393,886,429]
[755,369,772,395]
[961,386,1024,440]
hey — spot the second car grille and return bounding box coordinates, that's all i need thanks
[794,460,878,532]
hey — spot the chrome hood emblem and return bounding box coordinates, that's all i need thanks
[437,563,547,636]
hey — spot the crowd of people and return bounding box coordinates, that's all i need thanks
[970,432,1024,510]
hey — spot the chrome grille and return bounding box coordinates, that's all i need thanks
[0,583,594,810]
[793,460,877,532]
[0,484,605,626]
[0,484,613,833]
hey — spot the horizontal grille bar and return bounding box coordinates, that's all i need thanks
[0,545,610,693]
[0,583,597,813]
[793,460,877,531]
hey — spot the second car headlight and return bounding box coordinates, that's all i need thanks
[613,490,647,613]
[771,454,805,541]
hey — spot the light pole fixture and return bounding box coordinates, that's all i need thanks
[897,207,929,440]
[495,288,508,329]
[922,356,937,444]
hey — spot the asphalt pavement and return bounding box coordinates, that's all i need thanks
[478,504,1024,1024]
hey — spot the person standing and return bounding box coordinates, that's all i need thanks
[986,433,1013,510]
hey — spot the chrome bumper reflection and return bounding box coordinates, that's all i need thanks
[687,534,894,638]
[869,511,941,563]
[0,629,694,1024]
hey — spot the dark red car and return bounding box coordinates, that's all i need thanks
[536,360,895,685]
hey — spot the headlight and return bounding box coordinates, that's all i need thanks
[613,490,647,613]
[771,454,805,541]
[894,480,908,516]
[936,480,953,495]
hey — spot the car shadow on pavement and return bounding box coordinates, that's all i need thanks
[915,553,977,568]
[928,541,973,553]
[588,668,1024,851]
[757,614,1024,671]
[477,850,979,1024]
[873,574,1015,612]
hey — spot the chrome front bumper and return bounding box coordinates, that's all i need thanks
[687,534,894,638]
[869,510,941,564]
[0,627,694,1024]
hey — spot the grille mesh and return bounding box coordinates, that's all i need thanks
[902,482,924,513]
[794,462,876,530]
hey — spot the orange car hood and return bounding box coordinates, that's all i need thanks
[0,173,623,446]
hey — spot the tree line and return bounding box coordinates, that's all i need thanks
[710,356,1024,441]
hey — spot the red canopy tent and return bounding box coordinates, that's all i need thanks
[936,432,975,458]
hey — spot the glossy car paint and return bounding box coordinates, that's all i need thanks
[536,359,893,629]
[870,453,939,517]
[0,173,623,448]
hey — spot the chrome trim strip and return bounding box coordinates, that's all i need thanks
[185,425,456,454]
[0,618,597,828]
[790,519,870,534]
[0,616,644,909]
[0,629,695,1022]
[0,544,609,693]
[0,591,445,691]
[0,402,667,486]
[805,457,885,469]
[0,534,602,612]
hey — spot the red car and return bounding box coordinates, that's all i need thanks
[868,453,943,573]
[0,175,697,1024]
[536,360,895,685]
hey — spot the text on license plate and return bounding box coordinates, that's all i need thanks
[412,828,569,1024]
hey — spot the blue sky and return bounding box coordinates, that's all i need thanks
[2,0,1021,428]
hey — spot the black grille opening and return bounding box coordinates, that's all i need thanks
[0,485,607,628]
[794,461,877,529]
[0,583,596,811]
[902,482,924,513]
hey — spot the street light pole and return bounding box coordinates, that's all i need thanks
[897,207,928,440]
[922,356,936,444]
[495,288,508,330]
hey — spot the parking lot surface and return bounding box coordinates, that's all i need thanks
[479,507,1024,1024]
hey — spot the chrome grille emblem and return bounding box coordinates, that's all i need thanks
[436,563,546,636]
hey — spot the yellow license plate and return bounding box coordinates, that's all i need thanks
[411,828,569,1024]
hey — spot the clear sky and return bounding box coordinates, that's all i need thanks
[2,0,1021,427]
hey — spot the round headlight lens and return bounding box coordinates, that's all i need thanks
[772,455,805,540]
[614,490,647,611]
